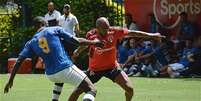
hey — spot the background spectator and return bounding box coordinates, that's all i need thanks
[44,1,61,26]
[160,39,198,78]
[58,4,80,37]
[177,12,196,42]
[124,13,139,30]
[149,13,159,33]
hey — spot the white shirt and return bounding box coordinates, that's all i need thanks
[123,22,139,30]
[44,10,61,26]
[129,23,139,30]
[58,14,78,36]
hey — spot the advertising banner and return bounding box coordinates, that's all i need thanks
[125,0,201,36]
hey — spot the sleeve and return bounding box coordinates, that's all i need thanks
[56,11,61,21]
[86,30,96,40]
[142,48,153,54]
[86,32,92,40]
[114,27,129,39]
[128,49,134,56]
[72,16,79,26]
[56,27,79,45]
[19,41,34,58]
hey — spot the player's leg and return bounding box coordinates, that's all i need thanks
[51,40,78,101]
[69,77,96,101]
[105,68,134,101]
[167,63,184,77]
[159,65,169,76]
[52,83,64,101]
[115,71,134,101]
[66,66,97,101]
[69,70,101,101]
[107,68,133,101]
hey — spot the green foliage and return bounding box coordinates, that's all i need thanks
[19,0,123,68]
[22,0,123,34]
[0,15,13,58]
[11,27,35,55]
[0,0,124,71]
[0,6,22,57]
[0,15,13,37]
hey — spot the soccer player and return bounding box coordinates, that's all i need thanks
[4,16,102,101]
[52,4,81,101]
[66,17,164,101]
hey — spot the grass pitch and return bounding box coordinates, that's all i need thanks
[0,74,200,101]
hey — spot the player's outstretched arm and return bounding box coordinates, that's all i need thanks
[58,27,103,46]
[4,56,26,94]
[127,30,165,39]
[75,37,103,47]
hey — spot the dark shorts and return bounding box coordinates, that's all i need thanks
[85,68,123,83]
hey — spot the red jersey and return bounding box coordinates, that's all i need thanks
[86,27,128,72]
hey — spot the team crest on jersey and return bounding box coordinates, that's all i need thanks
[107,35,114,43]
[108,31,115,35]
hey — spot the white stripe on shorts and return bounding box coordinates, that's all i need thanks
[47,65,87,87]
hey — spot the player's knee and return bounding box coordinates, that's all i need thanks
[90,86,97,95]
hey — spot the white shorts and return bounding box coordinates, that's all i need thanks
[169,63,185,71]
[47,65,87,87]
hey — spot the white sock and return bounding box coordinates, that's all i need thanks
[52,84,63,101]
[82,93,95,101]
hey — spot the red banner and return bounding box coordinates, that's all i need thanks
[125,0,201,36]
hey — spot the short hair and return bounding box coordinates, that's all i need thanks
[96,17,110,27]
[33,16,47,27]
[48,1,54,5]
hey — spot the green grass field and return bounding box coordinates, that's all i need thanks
[0,74,201,101]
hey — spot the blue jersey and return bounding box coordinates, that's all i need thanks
[153,46,168,66]
[179,48,198,67]
[117,45,129,64]
[19,26,77,75]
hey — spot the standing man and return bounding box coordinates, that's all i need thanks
[44,1,61,26]
[57,4,80,57]
[4,16,102,101]
[58,4,80,37]
[124,13,139,30]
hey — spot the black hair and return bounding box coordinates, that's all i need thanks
[33,16,47,28]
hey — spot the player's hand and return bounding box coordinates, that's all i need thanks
[73,49,80,58]
[153,33,166,41]
[4,80,13,94]
[155,33,166,38]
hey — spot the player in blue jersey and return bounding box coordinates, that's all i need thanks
[4,16,101,101]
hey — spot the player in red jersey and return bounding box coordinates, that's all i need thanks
[68,17,164,101]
